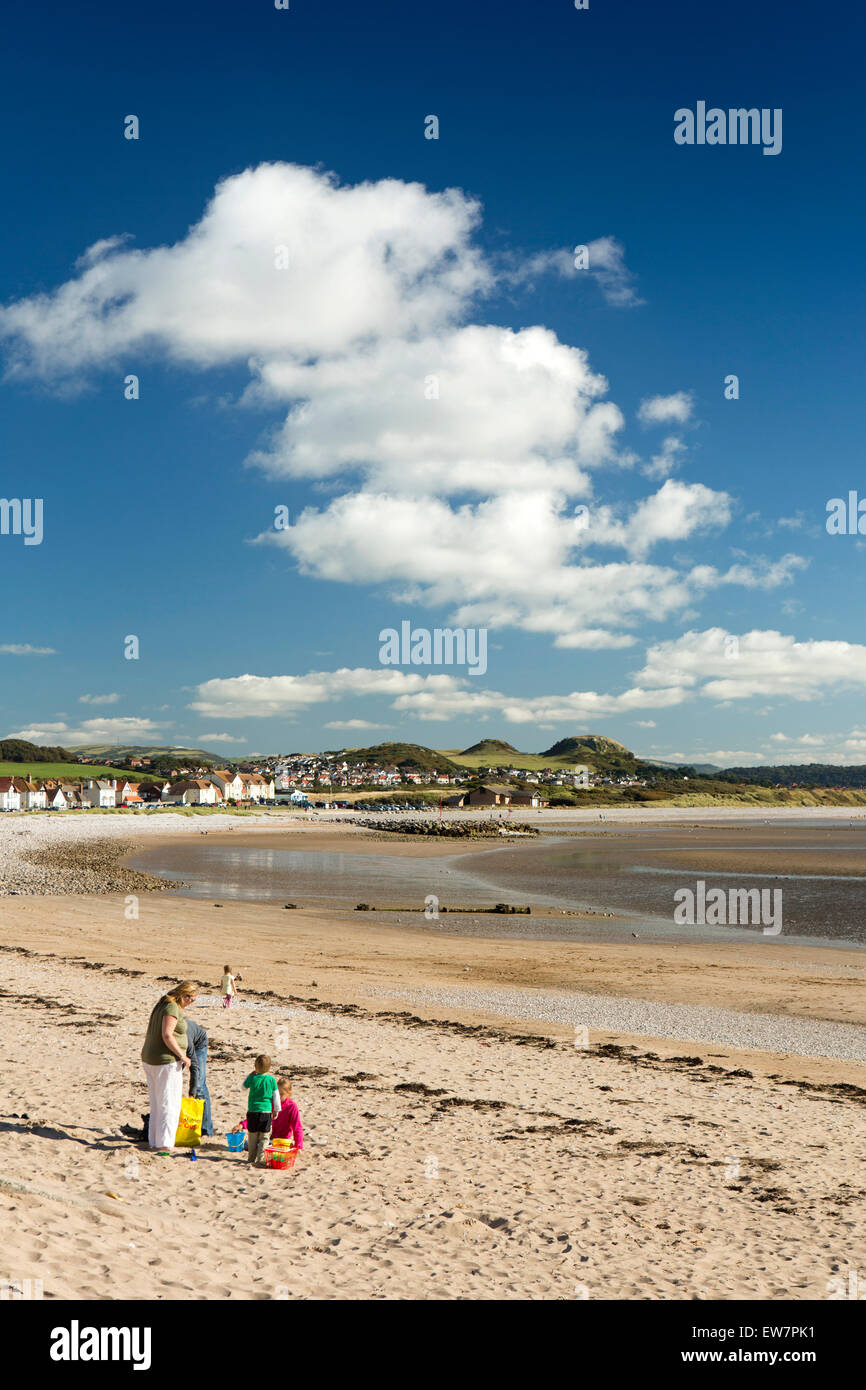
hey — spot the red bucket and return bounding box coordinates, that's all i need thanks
[264,1145,298,1170]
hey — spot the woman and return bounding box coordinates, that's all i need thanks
[140,980,197,1153]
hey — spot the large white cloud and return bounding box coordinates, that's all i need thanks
[246,325,621,494]
[0,164,489,376]
[0,162,809,660]
[260,483,763,648]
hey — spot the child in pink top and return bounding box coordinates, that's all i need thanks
[271,1078,303,1149]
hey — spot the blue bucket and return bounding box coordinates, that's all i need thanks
[226,1131,245,1152]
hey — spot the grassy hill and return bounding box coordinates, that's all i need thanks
[0,761,157,782]
[340,742,461,773]
[444,733,664,777]
[459,739,519,757]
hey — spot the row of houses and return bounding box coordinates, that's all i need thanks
[444,784,549,808]
[0,769,276,812]
[270,755,595,791]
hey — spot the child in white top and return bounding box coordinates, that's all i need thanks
[221,964,238,1010]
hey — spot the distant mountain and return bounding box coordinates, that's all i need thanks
[69,743,226,765]
[340,742,460,773]
[459,739,519,757]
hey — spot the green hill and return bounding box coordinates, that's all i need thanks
[541,735,631,761]
[0,761,157,782]
[459,739,519,757]
[340,742,460,773]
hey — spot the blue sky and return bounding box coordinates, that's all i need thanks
[1,0,865,765]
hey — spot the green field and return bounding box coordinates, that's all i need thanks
[0,761,156,782]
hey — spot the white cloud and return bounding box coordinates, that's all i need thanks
[633,720,656,728]
[11,716,168,743]
[702,750,767,765]
[263,482,736,648]
[637,628,866,701]
[769,732,826,745]
[0,163,809,658]
[188,664,685,727]
[78,692,120,705]
[324,720,390,730]
[189,619,866,732]
[0,643,56,655]
[514,236,643,308]
[246,324,621,495]
[638,392,694,426]
[198,732,248,743]
[189,668,449,719]
[642,435,686,481]
[0,163,489,378]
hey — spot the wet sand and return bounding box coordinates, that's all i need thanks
[126,819,866,946]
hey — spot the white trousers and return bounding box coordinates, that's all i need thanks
[143,1060,184,1149]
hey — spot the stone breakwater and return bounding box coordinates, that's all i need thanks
[1,838,180,897]
[355,817,539,838]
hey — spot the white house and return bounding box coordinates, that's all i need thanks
[240,773,274,802]
[45,786,69,810]
[0,778,21,811]
[81,779,116,808]
[60,784,85,809]
[207,769,244,802]
[14,778,47,810]
[166,779,218,805]
[570,765,591,788]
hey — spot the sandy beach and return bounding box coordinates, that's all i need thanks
[0,809,864,1300]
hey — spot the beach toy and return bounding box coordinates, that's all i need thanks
[263,1145,298,1171]
[226,1131,245,1153]
[271,1137,291,1149]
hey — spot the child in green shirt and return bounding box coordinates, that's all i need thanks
[243,1054,279,1165]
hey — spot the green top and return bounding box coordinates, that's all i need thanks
[244,1072,277,1112]
[141,997,188,1066]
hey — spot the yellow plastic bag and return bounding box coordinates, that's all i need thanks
[175,1096,204,1147]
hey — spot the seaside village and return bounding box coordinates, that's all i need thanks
[0,753,610,812]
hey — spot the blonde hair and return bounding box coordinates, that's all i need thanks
[167,980,197,1004]
[255,1053,271,1072]
[277,1078,292,1096]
